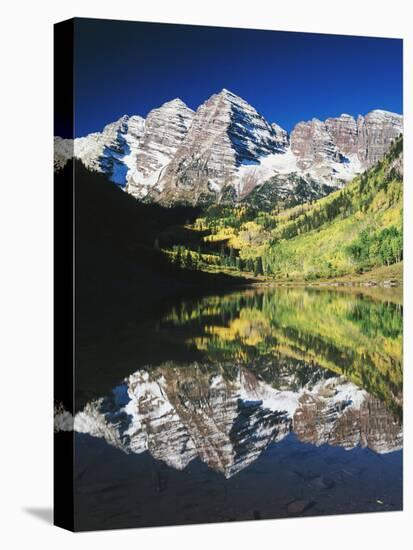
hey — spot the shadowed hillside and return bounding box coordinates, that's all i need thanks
[68,160,246,310]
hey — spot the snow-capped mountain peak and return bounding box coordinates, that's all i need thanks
[54,90,403,206]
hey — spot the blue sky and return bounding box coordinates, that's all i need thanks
[71,18,402,138]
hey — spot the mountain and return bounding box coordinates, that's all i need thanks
[242,109,402,210]
[147,89,289,204]
[54,89,402,206]
[290,110,402,177]
[54,100,193,191]
[55,364,402,478]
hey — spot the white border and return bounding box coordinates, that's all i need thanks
[0,1,411,548]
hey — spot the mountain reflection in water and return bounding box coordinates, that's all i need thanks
[57,287,403,479]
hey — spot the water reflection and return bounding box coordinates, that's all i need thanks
[59,287,403,479]
[162,288,403,418]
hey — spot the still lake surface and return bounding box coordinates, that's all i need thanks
[67,286,403,530]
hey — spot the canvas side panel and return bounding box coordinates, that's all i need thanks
[53,18,75,532]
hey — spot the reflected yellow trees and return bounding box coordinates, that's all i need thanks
[163,287,402,419]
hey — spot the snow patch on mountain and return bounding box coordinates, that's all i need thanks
[238,368,301,416]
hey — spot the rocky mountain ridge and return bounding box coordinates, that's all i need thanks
[55,89,402,206]
[55,364,402,478]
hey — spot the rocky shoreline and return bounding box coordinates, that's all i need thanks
[252,277,401,289]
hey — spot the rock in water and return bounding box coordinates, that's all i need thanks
[287,499,314,514]
[308,475,335,491]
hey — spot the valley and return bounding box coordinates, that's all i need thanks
[156,136,403,283]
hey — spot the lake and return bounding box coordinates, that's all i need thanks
[57,286,403,530]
